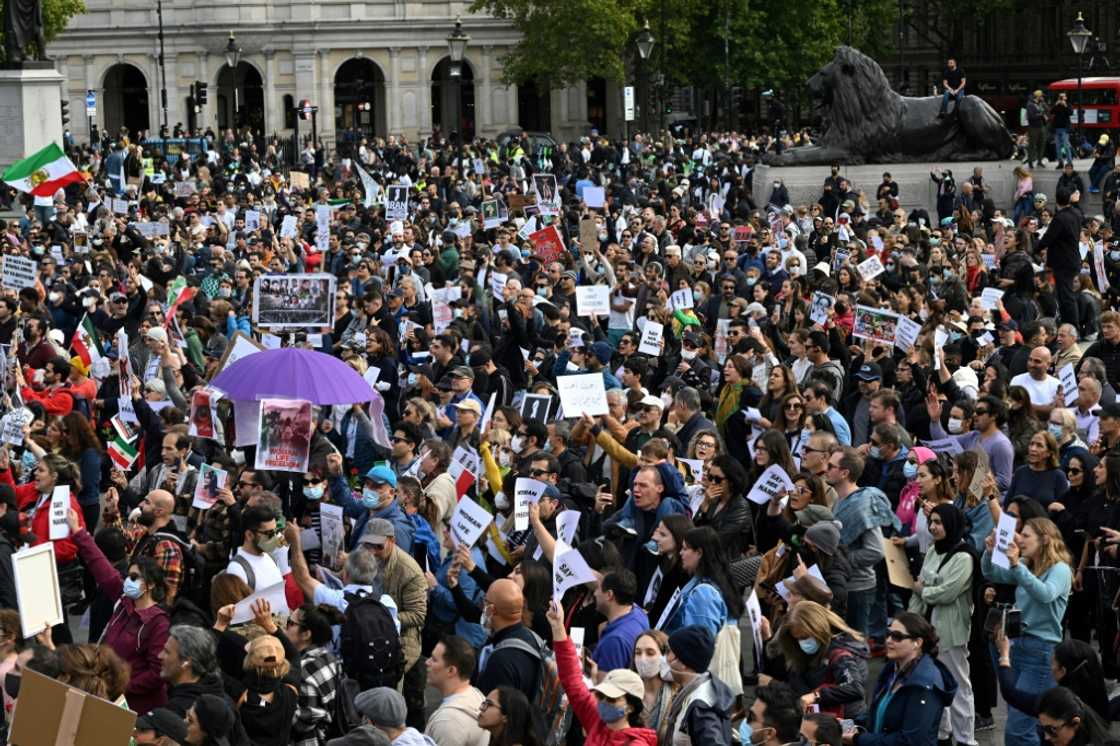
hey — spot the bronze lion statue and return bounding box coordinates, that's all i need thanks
[765,46,1014,165]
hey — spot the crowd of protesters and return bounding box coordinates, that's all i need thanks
[0,111,1118,746]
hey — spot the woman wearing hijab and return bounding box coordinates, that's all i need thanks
[907,503,979,746]
[895,446,938,537]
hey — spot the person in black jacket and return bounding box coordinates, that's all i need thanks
[1040,185,1085,328]
[858,423,909,500]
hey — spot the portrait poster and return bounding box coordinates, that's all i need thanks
[851,305,899,347]
[255,398,313,473]
[533,174,561,216]
[319,503,345,570]
[188,387,224,442]
[192,463,229,510]
[252,273,336,329]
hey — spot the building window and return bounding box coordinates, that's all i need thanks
[284,95,295,129]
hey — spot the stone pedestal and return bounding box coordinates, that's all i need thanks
[0,65,64,170]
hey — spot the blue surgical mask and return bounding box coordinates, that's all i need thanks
[361,487,382,509]
[122,577,144,599]
[407,373,419,387]
[597,701,627,724]
[869,446,882,460]
[746,277,757,286]
[1048,423,1064,440]
[1111,251,1120,262]
[303,485,324,500]
[798,637,821,655]
[903,462,918,480]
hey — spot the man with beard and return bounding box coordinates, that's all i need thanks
[105,488,186,603]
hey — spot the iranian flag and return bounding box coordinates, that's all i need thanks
[3,143,83,196]
[165,276,197,321]
[107,433,139,469]
[71,313,104,369]
[448,446,479,499]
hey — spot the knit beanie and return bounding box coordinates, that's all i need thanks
[668,624,715,673]
[804,519,842,557]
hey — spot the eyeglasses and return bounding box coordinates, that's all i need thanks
[391,436,411,444]
[885,630,917,642]
[529,468,552,478]
[237,481,255,488]
[480,699,503,712]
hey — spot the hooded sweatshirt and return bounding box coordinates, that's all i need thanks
[424,686,490,746]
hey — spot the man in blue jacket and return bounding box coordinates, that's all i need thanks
[326,454,414,553]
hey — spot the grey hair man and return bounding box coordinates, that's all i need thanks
[159,625,224,717]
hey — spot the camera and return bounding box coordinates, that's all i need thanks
[984,603,1022,639]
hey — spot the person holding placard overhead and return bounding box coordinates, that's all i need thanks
[981,518,1073,746]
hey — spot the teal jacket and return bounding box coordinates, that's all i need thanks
[981,550,1072,643]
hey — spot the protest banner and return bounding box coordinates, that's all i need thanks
[920,437,964,455]
[12,542,63,638]
[1059,363,1078,406]
[809,292,834,326]
[253,273,335,328]
[514,477,548,531]
[255,398,312,473]
[174,180,196,197]
[857,255,885,281]
[852,305,900,347]
[533,173,561,215]
[319,502,345,570]
[289,171,310,190]
[1,254,37,290]
[638,320,664,356]
[556,373,609,417]
[575,285,611,316]
[990,511,1019,569]
[10,668,136,746]
[134,221,170,238]
[893,315,921,352]
[112,197,129,214]
[553,543,597,600]
[450,496,493,547]
[529,224,565,264]
[385,185,410,220]
[746,464,796,505]
[192,463,229,510]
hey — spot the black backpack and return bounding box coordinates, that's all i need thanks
[339,591,404,689]
[150,531,209,608]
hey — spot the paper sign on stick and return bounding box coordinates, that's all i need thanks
[746,465,795,505]
[556,373,609,417]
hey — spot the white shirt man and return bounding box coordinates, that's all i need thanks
[1009,346,1061,418]
[424,637,490,746]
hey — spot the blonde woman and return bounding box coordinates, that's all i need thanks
[1012,165,1034,225]
[773,600,869,719]
[982,518,1073,745]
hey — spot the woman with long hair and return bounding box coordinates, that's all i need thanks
[857,612,957,746]
[55,412,105,530]
[663,526,743,636]
[758,365,799,428]
[750,430,798,486]
[1008,386,1044,466]
[56,643,131,705]
[895,455,956,555]
[631,630,678,741]
[716,354,753,439]
[693,454,752,561]
[896,446,938,538]
[1035,686,1113,746]
[1012,164,1034,225]
[775,601,869,719]
[982,518,1074,745]
[1006,430,1069,509]
[545,601,657,746]
[1050,451,1097,645]
[777,392,808,453]
[0,452,85,564]
[641,515,694,629]
[364,326,401,416]
[953,451,997,553]
[477,686,543,746]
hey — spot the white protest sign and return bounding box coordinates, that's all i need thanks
[745,590,765,669]
[669,288,693,312]
[977,331,995,348]
[479,392,497,432]
[513,478,548,531]
[746,464,795,505]
[553,543,598,601]
[638,321,663,356]
[489,271,508,299]
[893,315,921,352]
[920,437,964,455]
[244,210,261,231]
[450,496,493,547]
[48,486,70,540]
[12,543,63,638]
[1094,240,1111,293]
[1059,363,1078,406]
[112,198,129,215]
[933,328,948,371]
[319,502,345,570]
[280,214,298,239]
[315,205,331,253]
[556,372,609,417]
[385,185,410,221]
[556,510,580,546]
[990,511,1018,569]
[856,255,885,281]
[809,292,834,326]
[0,407,32,446]
[679,458,704,483]
[575,285,611,317]
[583,186,606,209]
[1,254,37,290]
[979,287,1005,311]
[231,581,290,624]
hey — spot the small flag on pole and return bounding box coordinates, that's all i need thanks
[2,143,83,196]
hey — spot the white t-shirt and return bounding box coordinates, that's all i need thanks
[226,547,284,593]
[1009,372,1061,407]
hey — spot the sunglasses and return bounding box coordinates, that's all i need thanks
[1067,467,1082,475]
[785,402,803,410]
[255,528,279,538]
[706,473,726,484]
[529,468,552,478]
[885,630,917,642]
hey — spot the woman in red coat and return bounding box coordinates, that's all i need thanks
[66,508,170,715]
[0,452,84,563]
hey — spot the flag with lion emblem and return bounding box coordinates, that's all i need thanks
[3,143,82,196]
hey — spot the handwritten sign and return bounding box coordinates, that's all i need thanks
[0,408,32,446]
[669,288,693,312]
[576,285,610,317]
[1,254,36,290]
[450,496,493,548]
[856,255,885,281]
[1059,363,1078,406]
[514,478,548,531]
[48,486,70,540]
[990,511,1018,569]
[638,321,663,356]
[280,214,298,239]
[553,543,597,601]
[556,373,609,417]
[746,464,795,505]
[979,287,1005,311]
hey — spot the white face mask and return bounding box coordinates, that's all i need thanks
[681,349,698,361]
[947,417,964,434]
[510,435,524,453]
[634,655,665,680]
[494,491,510,510]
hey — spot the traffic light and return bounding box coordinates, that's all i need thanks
[195,81,208,105]
[60,98,69,127]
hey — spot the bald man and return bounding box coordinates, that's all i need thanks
[1010,345,1062,418]
[473,578,544,696]
[104,487,186,602]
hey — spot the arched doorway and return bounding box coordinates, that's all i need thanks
[518,79,551,132]
[334,58,387,155]
[103,63,149,139]
[431,57,475,142]
[216,62,264,133]
[586,77,607,134]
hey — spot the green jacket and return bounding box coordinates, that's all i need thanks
[908,548,974,649]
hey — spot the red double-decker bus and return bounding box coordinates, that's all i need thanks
[1047,77,1120,128]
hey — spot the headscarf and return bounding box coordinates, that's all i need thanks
[931,502,967,555]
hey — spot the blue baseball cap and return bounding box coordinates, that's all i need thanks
[364,465,397,488]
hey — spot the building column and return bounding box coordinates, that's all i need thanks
[198,52,210,131]
[418,46,431,137]
[263,50,277,134]
[506,82,517,130]
[478,46,493,137]
[388,46,401,134]
[317,49,332,145]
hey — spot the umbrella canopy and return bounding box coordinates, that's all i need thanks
[210,347,373,405]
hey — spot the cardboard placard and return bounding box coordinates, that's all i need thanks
[579,218,598,252]
[289,171,310,190]
[882,536,915,589]
[529,225,566,264]
[9,668,137,746]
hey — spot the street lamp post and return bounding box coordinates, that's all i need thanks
[635,21,655,136]
[1068,12,1092,148]
[447,17,470,167]
[225,31,242,130]
[156,0,168,140]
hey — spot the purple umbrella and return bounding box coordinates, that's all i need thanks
[210,348,373,405]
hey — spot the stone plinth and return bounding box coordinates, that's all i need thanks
[0,66,64,170]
